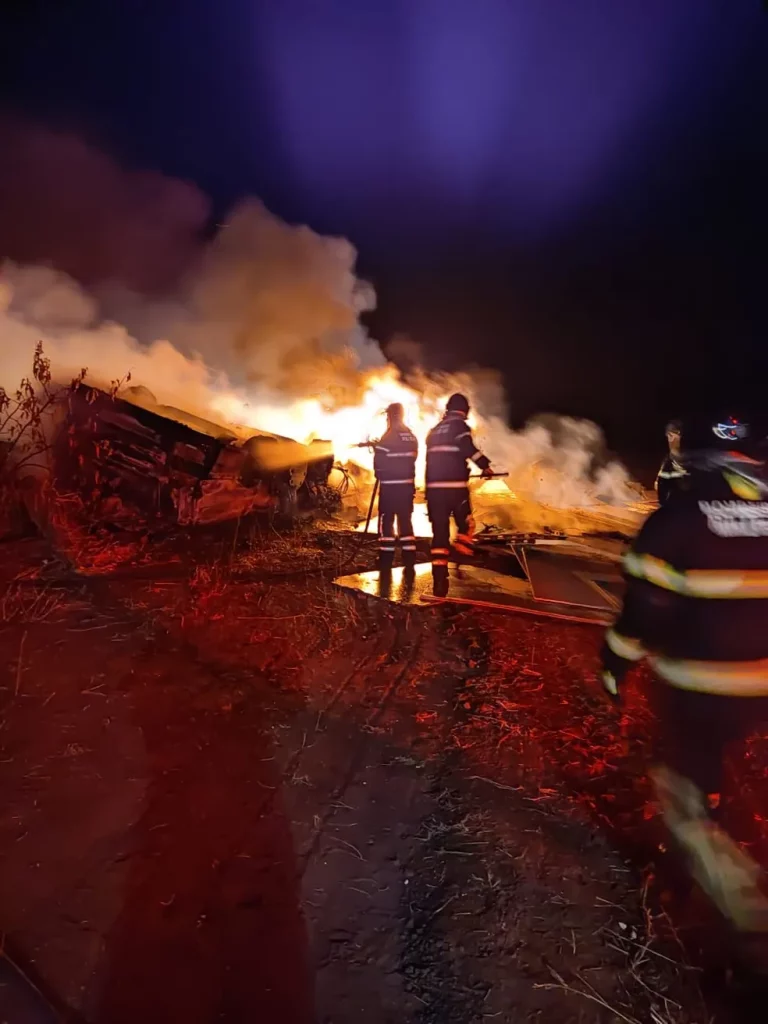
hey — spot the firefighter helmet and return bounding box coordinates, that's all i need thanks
[681,415,752,455]
[665,419,681,438]
[712,415,750,443]
[446,393,470,414]
[665,419,682,456]
[385,402,404,424]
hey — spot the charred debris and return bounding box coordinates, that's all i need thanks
[51,382,340,528]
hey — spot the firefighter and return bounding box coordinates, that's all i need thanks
[425,393,494,582]
[601,413,768,933]
[655,419,688,505]
[373,403,418,567]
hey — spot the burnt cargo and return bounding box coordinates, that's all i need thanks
[56,383,336,525]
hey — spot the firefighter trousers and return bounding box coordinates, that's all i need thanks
[427,486,474,565]
[650,683,768,931]
[652,684,768,806]
[378,484,415,562]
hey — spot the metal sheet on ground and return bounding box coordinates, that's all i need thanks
[334,564,612,626]
[521,547,619,611]
[591,578,625,603]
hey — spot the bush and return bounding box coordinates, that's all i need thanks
[0,342,85,538]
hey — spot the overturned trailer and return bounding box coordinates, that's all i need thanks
[56,383,336,526]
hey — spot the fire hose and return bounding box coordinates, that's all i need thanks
[339,477,380,566]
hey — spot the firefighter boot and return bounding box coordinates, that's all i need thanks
[432,564,449,598]
[377,566,393,600]
[652,764,768,933]
[402,562,416,600]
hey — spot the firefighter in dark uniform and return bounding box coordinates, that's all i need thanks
[425,394,494,587]
[655,419,688,505]
[601,414,768,932]
[373,403,418,567]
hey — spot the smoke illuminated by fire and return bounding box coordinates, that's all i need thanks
[1,187,646,532]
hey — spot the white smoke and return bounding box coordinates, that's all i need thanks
[0,124,642,518]
[482,414,637,508]
[403,368,639,509]
[0,263,233,425]
[96,199,382,404]
[0,197,383,427]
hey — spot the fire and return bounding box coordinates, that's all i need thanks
[210,363,464,485]
[209,363,653,540]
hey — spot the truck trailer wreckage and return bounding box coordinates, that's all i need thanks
[55,382,338,526]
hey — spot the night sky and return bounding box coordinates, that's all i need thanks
[1,0,767,456]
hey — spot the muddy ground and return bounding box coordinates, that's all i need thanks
[1,517,767,1023]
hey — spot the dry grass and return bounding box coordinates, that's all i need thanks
[0,581,65,623]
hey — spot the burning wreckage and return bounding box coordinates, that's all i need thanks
[25,378,653,629]
[54,383,338,525]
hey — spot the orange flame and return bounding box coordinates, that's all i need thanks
[211,364,461,484]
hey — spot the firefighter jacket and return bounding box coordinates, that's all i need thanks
[374,426,418,486]
[655,454,688,505]
[425,411,490,489]
[604,451,768,696]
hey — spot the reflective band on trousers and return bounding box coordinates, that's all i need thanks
[624,551,768,598]
[605,628,646,662]
[428,445,460,452]
[380,479,415,485]
[651,656,768,696]
[385,451,417,458]
[426,480,469,489]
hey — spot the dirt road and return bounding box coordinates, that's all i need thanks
[1,525,765,1022]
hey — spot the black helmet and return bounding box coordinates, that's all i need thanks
[385,402,404,424]
[680,414,752,454]
[711,415,750,444]
[446,393,470,414]
[665,419,681,437]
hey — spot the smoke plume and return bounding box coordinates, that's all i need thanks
[0,114,208,293]
[0,120,641,517]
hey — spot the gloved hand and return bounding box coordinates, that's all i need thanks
[599,643,629,704]
[481,465,495,479]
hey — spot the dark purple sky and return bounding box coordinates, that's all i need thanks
[1,0,766,445]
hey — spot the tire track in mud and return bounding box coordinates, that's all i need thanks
[314,654,375,730]
[395,608,506,1024]
[295,640,424,872]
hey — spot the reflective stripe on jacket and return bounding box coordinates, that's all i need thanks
[655,454,688,505]
[374,426,418,485]
[606,455,768,695]
[425,411,489,487]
